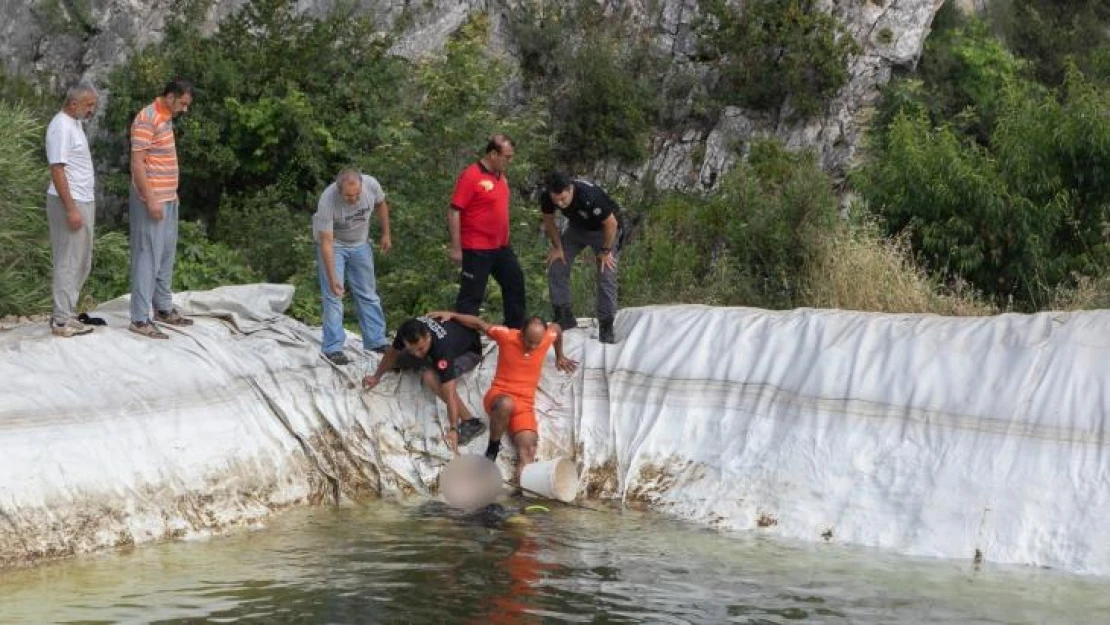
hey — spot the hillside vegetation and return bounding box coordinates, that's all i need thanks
[2,0,1107,323]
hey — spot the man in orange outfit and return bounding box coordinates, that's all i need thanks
[430,311,577,484]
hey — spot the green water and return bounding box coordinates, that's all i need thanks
[2,499,1108,624]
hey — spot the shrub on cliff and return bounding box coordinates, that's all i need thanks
[861,10,1110,310]
[695,0,861,120]
[621,139,838,309]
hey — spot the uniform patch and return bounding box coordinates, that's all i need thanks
[478,180,495,192]
[437,359,449,370]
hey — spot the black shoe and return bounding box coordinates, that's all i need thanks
[457,418,487,446]
[325,351,351,365]
[554,305,577,330]
[77,313,107,326]
[369,345,388,354]
[599,317,616,344]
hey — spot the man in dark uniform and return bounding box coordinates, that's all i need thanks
[540,171,623,343]
[363,315,487,451]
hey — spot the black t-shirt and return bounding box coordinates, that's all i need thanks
[540,179,621,231]
[392,316,482,382]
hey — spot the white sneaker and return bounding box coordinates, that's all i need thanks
[51,318,93,337]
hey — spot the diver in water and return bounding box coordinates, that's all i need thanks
[414,500,528,529]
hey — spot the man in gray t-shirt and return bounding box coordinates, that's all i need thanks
[312,169,393,364]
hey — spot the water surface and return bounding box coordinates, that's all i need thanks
[2,499,1107,624]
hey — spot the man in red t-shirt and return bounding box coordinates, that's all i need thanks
[447,134,526,329]
[431,310,577,485]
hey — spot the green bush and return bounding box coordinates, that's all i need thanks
[621,139,838,309]
[86,221,262,304]
[555,41,654,166]
[505,1,657,168]
[0,102,51,316]
[882,13,1025,145]
[99,0,409,226]
[991,0,1110,87]
[856,66,1110,308]
[695,0,861,120]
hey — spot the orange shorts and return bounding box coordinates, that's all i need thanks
[483,387,537,435]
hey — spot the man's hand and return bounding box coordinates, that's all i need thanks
[445,428,459,454]
[148,201,164,221]
[362,373,382,390]
[597,251,617,273]
[329,280,345,297]
[428,311,455,322]
[556,355,579,374]
[378,234,392,254]
[546,247,566,267]
[448,246,463,266]
[65,207,83,231]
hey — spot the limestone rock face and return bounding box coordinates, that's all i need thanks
[627,0,945,190]
[0,0,944,187]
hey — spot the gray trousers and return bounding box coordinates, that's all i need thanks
[129,193,180,323]
[547,224,620,319]
[46,194,95,325]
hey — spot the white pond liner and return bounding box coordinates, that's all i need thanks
[1,284,1107,575]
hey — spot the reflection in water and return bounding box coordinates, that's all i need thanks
[1,499,1109,624]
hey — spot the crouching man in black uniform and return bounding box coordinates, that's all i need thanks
[363,315,487,452]
[541,171,623,343]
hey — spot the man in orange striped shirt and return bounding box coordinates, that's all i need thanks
[128,79,194,339]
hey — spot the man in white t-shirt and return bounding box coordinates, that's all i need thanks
[45,82,99,337]
[312,168,393,365]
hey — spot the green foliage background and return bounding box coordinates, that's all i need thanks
[856,3,1110,309]
[4,0,1110,327]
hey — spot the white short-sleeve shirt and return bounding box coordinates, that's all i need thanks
[45,112,95,203]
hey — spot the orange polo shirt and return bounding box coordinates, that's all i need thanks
[486,325,557,409]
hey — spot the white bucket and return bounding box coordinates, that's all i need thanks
[438,454,503,512]
[520,457,579,502]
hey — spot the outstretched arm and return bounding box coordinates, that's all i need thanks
[363,346,400,389]
[429,310,492,334]
[552,324,578,374]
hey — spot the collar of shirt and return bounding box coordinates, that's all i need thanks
[476,160,502,179]
[154,97,173,120]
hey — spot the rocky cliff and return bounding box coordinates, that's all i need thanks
[1,0,944,189]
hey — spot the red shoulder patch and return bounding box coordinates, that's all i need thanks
[437,359,449,370]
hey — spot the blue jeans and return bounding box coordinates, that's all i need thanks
[317,242,387,354]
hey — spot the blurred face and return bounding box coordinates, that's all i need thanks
[340,178,363,205]
[549,186,574,210]
[404,335,432,359]
[165,92,192,118]
[486,143,514,173]
[70,93,98,121]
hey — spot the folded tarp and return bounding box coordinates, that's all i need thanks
[2,285,1107,576]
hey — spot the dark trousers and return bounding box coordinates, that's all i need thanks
[456,246,526,329]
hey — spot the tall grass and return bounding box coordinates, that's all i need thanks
[801,219,996,316]
[0,102,51,317]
